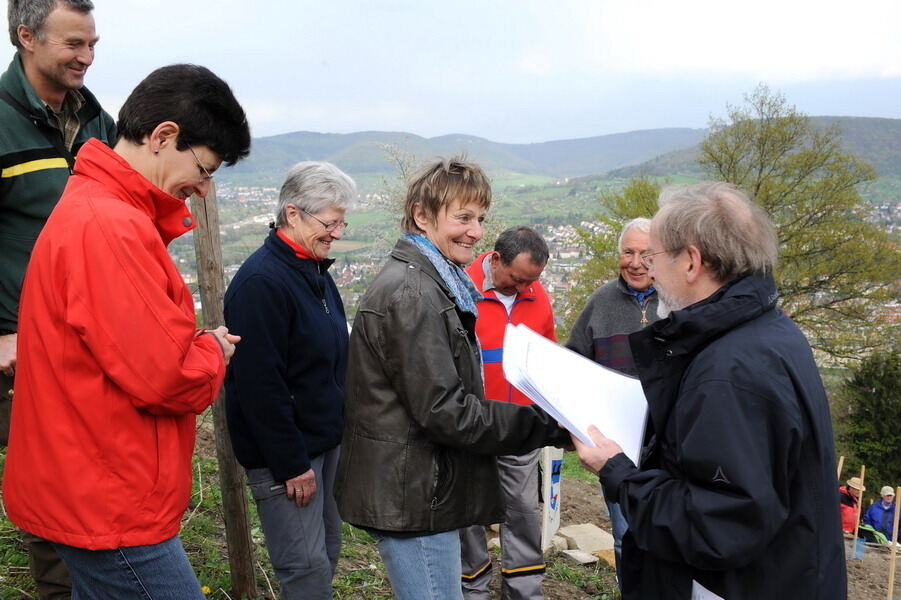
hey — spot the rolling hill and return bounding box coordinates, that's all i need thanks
[220,128,707,188]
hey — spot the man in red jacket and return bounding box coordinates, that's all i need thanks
[461,226,556,600]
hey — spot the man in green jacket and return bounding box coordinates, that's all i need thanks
[0,1,116,597]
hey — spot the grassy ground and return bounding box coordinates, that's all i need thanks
[0,418,617,599]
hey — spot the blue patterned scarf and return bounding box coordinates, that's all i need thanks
[626,283,656,307]
[403,233,481,316]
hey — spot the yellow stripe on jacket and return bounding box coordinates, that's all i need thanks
[1,157,69,178]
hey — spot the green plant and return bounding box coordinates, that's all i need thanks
[833,348,901,492]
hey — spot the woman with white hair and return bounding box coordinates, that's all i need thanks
[224,161,355,600]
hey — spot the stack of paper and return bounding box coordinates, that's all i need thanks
[502,323,648,466]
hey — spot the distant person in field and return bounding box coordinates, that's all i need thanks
[565,217,659,588]
[460,226,556,600]
[863,486,897,540]
[839,477,865,534]
[224,161,355,600]
[2,64,250,600]
[572,182,846,599]
[335,157,569,600]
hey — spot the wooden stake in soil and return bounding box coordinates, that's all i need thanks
[853,465,866,543]
[888,486,900,600]
[191,184,258,598]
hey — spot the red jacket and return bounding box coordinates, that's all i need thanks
[466,252,556,406]
[839,486,860,533]
[2,139,225,550]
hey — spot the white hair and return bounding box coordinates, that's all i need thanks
[274,161,356,228]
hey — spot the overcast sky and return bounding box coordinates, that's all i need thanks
[4,0,900,143]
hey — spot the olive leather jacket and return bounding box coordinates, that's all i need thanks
[335,238,567,533]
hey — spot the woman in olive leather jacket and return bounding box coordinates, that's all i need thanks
[335,157,567,600]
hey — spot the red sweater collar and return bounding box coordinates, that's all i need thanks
[276,229,318,261]
[73,139,196,246]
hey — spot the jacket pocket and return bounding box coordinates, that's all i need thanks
[430,448,454,510]
[246,468,285,501]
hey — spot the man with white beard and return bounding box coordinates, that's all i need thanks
[571,182,846,600]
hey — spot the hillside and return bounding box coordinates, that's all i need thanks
[220,127,706,189]
[609,117,901,178]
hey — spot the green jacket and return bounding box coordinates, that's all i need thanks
[0,55,117,333]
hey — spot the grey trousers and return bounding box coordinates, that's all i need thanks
[247,446,342,600]
[460,448,544,600]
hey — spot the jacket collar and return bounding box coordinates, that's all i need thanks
[630,273,779,443]
[73,139,196,247]
[649,273,778,358]
[391,237,449,292]
[1,55,103,124]
[265,228,335,273]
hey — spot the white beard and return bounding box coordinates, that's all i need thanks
[656,298,673,319]
[656,287,686,319]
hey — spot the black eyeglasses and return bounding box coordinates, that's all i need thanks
[187,145,214,182]
[640,248,682,270]
[302,209,348,233]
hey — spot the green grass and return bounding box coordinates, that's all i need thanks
[492,174,558,190]
[562,447,601,483]
[347,211,390,226]
[546,553,619,599]
[0,440,616,599]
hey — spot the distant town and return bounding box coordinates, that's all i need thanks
[173,182,610,323]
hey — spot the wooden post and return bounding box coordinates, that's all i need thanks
[888,486,900,600]
[191,184,258,598]
[852,465,866,543]
[836,455,844,480]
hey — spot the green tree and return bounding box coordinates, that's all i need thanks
[699,84,899,360]
[558,177,659,334]
[832,349,901,491]
[565,85,900,358]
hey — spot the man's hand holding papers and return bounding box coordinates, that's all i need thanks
[502,323,647,466]
[570,425,624,474]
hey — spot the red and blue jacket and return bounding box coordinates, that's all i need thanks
[466,252,556,406]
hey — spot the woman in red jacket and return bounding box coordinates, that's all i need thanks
[2,65,250,600]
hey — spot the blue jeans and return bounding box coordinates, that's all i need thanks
[373,530,464,600]
[605,498,628,587]
[51,535,204,600]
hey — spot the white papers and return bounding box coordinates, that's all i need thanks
[691,581,726,600]
[502,323,648,466]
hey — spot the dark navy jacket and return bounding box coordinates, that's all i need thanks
[224,230,348,481]
[601,274,846,599]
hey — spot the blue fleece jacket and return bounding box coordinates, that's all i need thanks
[224,229,348,481]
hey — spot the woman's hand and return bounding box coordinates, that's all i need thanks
[285,469,317,507]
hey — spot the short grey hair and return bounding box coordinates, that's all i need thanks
[655,181,778,282]
[9,0,94,49]
[617,217,651,252]
[274,161,356,228]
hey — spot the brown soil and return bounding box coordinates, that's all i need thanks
[196,419,897,599]
[492,477,897,600]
